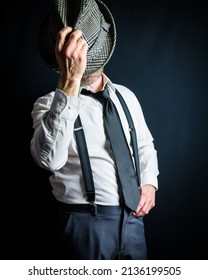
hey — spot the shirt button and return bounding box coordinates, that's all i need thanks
[51,112,58,119]
[59,102,65,107]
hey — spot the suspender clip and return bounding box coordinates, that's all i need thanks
[88,202,97,216]
[129,127,135,132]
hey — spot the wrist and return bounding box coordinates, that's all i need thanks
[57,77,81,96]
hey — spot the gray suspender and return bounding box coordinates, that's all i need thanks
[114,89,140,186]
[74,89,140,212]
[74,115,95,205]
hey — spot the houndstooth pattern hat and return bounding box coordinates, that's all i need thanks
[38,0,116,75]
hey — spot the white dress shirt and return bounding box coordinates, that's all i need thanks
[30,74,159,205]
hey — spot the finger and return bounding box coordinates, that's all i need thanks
[80,40,88,55]
[135,194,145,213]
[133,207,144,217]
[64,30,83,57]
[134,199,155,217]
[55,26,73,53]
[67,29,83,43]
[72,38,88,56]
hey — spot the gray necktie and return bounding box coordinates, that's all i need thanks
[81,87,140,211]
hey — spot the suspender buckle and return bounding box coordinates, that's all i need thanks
[88,202,97,216]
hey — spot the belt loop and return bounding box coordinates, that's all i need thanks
[88,202,97,216]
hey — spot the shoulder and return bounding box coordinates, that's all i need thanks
[113,83,141,105]
[113,83,133,94]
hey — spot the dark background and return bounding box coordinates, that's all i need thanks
[1,0,208,259]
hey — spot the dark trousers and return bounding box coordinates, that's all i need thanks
[56,203,147,260]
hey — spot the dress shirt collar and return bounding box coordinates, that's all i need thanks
[79,73,115,96]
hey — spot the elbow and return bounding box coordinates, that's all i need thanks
[30,142,62,172]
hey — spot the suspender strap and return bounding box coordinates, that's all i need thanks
[114,89,141,186]
[74,115,95,205]
[74,89,140,208]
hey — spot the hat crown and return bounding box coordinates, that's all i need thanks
[75,1,110,53]
[52,0,82,27]
[38,0,116,75]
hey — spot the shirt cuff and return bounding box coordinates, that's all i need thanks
[53,88,84,119]
[140,172,158,190]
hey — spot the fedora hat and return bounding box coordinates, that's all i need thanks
[38,0,116,75]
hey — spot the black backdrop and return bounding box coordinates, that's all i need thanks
[1,0,208,260]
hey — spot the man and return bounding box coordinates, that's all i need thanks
[30,0,159,260]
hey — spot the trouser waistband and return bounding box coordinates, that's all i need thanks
[56,201,125,216]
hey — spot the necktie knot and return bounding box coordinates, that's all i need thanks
[98,87,110,100]
[81,86,110,101]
